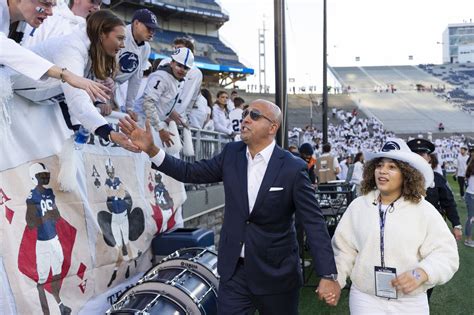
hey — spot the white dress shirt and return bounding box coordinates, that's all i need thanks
[150,140,276,258]
[241,140,276,257]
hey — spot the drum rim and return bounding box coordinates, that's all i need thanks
[109,282,199,315]
[142,265,217,298]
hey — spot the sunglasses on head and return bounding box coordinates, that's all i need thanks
[242,108,274,124]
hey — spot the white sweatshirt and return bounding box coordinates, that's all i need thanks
[25,25,107,132]
[332,190,459,297]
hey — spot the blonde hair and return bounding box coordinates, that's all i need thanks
[87,10,124,80]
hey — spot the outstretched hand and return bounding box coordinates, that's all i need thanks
[119,116,158,156]
[109,131,141,153]
[65,72,110,103]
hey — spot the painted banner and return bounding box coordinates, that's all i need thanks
[0,96,187,314]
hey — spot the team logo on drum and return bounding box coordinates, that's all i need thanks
[119,52,139,74]
[181,261,198,270]
[381,141,401,152]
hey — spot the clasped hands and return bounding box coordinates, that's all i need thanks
[316,279,341,306]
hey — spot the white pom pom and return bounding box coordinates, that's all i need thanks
[57,137,78,192]
[182,127,194,156]
[164,121,182,155]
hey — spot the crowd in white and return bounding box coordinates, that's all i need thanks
[288,108,470,176]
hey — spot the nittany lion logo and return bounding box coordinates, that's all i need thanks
[119,52,139,74]
[150,13,158,26]
[382,141,401,152]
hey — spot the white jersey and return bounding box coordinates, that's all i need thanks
[159,57,203,116]
[21,0,85,48]
[187,94,210,129]
[229,107,243,132]
[138,65,183,131]
[115,24,151,110]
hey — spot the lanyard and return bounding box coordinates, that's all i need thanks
[378,200,396,267]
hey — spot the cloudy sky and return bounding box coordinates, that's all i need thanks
[218,0,474,92]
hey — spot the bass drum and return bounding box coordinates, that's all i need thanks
[107,281,188,315]
[153,247,219,289]
[139,266,217,315]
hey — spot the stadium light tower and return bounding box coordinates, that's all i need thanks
[274,0,288,148]
[258,20,267,94]
[322,0,328,144]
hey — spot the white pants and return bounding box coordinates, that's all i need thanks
[349,285,429,315]
[36,236,64,284]
[111,211,129,248]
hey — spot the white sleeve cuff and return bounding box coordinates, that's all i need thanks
[150,149,166,167]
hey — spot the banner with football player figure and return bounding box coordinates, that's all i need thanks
[1,157,94,315]
[0,112,187,314]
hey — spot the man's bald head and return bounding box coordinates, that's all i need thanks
[250,99,282,127]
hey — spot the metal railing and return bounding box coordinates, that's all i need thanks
[178,127,232,191]
[179,127,233,163]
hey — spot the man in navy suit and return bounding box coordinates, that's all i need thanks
[119,99,340,314]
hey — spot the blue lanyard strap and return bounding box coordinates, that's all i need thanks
[378,200,397,267]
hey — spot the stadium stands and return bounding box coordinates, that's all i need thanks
[331,65,473,134]
[112,0,253,78]
[418,63,474,112]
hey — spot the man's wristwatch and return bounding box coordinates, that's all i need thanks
[321,274,338,281]
[454,225,462,230]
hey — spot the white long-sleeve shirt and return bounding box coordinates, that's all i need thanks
[0,0,53,82]
[138,66,183,131]
[11,25,107,132]
[212,104,233,135]
[332,190,459,297]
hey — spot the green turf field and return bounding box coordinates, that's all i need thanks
[298,177,474,314]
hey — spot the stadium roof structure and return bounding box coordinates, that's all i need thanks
[150,50,253,74]
[109,0,229,23]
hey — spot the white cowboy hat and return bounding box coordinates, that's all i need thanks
[364,138,434,189]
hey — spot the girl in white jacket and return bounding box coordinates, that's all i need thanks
[331,138,459,314]
[212,90,233,136]
[10,10,139,151]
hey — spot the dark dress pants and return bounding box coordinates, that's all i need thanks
[217,260,299,315]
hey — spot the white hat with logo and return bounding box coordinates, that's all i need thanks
[171,48,194,69]
[364,138,434,189]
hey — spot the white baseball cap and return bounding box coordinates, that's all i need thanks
[171,48,194,69]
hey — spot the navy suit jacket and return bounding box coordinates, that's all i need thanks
[154,141,336,294]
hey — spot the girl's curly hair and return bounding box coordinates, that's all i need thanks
[360,157,426,203]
